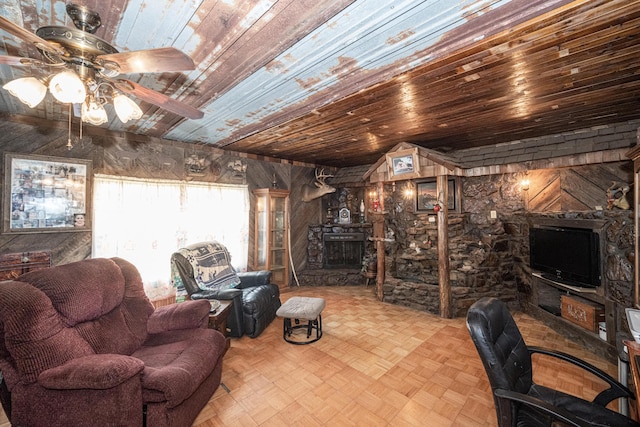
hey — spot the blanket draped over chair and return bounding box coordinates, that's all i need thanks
[171,241,240,294]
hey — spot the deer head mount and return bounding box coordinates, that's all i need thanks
[301,168,336,202]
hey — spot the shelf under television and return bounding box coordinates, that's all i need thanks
[532,272,602,301]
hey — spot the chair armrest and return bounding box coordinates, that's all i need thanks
[38,354,144,390]
[147,299,210,333]
[190,288,242,301]
[494,388,590,427]
[529,346,635,405]
[237,271,272,289]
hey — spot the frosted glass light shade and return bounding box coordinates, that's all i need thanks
[81,100,108,125]
[3,77,47,107]
[49,70,86,104]
[113,93,143,123]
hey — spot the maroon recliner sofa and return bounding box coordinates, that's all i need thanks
[0,257,226,427]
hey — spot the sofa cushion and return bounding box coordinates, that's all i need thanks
[134,328,226,408]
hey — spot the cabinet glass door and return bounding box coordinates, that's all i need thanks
[253,189,290,289]
[255,193,268,269]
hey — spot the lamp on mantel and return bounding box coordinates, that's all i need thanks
[2,68,143,125]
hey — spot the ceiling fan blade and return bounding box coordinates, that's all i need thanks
[0,16,65,57]
[97,47,196,74]
[114,79,204,120]
[0,55,36,66]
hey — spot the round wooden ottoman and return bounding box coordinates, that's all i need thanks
[276,296,325,344]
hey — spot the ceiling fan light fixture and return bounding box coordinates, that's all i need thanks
[3,77,47,108]
[81,98,108,125]
[49,70,86,104]
[113,92,143,123]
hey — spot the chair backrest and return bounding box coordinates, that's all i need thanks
[466,297,533,401]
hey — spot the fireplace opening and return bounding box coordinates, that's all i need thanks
[323,233,364,269]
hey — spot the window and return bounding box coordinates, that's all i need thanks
[92,175,249,299]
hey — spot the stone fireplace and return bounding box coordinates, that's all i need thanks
[323,232,364,269]
[297,223,373,286]
[306,224,372,270]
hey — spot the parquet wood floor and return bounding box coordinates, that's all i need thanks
[0,286,623,426]
[194,286,622,426]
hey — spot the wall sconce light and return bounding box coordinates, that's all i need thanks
[520,179,530,191]
[404,182,414,198]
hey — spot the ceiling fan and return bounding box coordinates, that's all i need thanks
[0,3,204,125]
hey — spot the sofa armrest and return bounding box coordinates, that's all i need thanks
[237,271,272,289]
[147,300,210,333]
[38,354,144,390]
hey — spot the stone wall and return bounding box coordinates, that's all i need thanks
[380,163,633,319]
[381,180,526,316]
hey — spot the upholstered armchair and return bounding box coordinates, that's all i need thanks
[0,257,226,427]
[467,297,639,427]
[171,241,281,338]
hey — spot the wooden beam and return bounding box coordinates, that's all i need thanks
[437,175,451,318]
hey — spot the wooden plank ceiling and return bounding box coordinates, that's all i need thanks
[0,0,639,167]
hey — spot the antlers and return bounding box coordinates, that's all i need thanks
[301,168,336,202]
[315,168,333,187]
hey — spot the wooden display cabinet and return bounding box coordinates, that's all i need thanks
[629,143,640,309]
[253,188,290,290]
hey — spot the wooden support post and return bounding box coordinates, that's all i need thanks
[375,239,385,301]
[374,181,385,301]
[437,175,451,318]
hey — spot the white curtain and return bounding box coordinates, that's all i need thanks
[92,175,250,299]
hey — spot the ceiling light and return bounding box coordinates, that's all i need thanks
[113,92,143,123]
[4,70,145,126]
[81,97,108,125]
[3,77,47,107]
[49,70,86,104]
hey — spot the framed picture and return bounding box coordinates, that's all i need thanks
[3,153,92,233]
[415,177,460,212]
[386,148,420,180]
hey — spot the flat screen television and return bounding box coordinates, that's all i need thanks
[529,225,601,288]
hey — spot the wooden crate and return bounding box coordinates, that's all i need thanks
[560,294,604,333]
[0,251,51,281]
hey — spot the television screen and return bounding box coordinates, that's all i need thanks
[529,225,601,288]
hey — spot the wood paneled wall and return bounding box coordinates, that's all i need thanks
[0,116,321,277]
[289,167,324,284]
[527,163,633,212]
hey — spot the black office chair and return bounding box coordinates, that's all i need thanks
[466,297,639,427]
